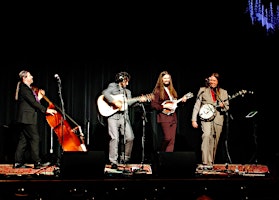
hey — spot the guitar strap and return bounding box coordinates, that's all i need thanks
[164,86,173,101]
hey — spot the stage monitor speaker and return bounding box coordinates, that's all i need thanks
[155,151,197,178]
[60,151,105,179]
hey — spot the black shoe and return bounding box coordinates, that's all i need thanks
[13,163,32,168]
[124,160,130,164]
[34,161,51,169]
[111,163,118,169]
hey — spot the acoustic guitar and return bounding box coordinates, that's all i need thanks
[97,93,153,117]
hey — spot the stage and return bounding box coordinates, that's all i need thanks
[0,163,278,199]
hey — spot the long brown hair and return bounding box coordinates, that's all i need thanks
[152,71,178,100]
[209,72,221,96]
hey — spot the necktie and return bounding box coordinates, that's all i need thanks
[33,90,40,102]
[211,89,216,102]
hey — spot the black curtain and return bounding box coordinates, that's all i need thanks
[1,1,278,164]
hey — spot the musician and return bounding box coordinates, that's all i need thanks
[191,72,229,166]
[101,72,148,169]
[13,70,57,169]
[151,71,187,152]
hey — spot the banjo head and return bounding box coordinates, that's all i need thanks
[199,103,216,121]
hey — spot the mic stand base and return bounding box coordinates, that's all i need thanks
[133,170,147,175]
[249,152,258,164]
[117,164,133,176]
[132,162,148,175]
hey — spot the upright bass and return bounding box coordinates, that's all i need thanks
[33,86,87,152]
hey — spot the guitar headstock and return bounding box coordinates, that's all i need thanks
[185,92,194,99]
[229,89,254,100]
[141,93,154,102]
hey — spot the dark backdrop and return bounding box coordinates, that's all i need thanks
[0,1,278,165]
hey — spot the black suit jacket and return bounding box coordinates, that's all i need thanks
[16,83,47,125]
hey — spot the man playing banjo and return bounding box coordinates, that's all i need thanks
[191,72,229,166]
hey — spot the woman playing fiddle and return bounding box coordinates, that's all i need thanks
[13,70,57,169]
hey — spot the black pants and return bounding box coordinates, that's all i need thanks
[14,123,41,164]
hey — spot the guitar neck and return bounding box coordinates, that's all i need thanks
[175,97,184,104]
[128,96,141,102]
[225,90,254,101]
[175,93,193,104]
[127,93,152,104]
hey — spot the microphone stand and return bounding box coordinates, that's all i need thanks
[120,88,127,165]
[213,89,232,164]
[246,111,259,164]
[139,103,148,173]
[57,79,66,120]
[57,78,65,162]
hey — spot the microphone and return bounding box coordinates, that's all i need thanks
[54,74,61,83]
[205,78,210,86]
[54,74,60,81]
[54,74,59,79]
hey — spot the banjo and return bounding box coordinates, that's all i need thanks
[199,103,217,121]
[199,89,253,121]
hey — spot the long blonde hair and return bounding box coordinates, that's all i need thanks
[15,70,29,100]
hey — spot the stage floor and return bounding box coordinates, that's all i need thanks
[0,163,272,178]
[0,164,58,177]
[0,163,278,200]
[196,163,270,177]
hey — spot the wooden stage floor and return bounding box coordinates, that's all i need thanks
[0,163,278,199]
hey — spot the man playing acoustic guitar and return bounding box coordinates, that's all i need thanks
[100,72,151,169]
